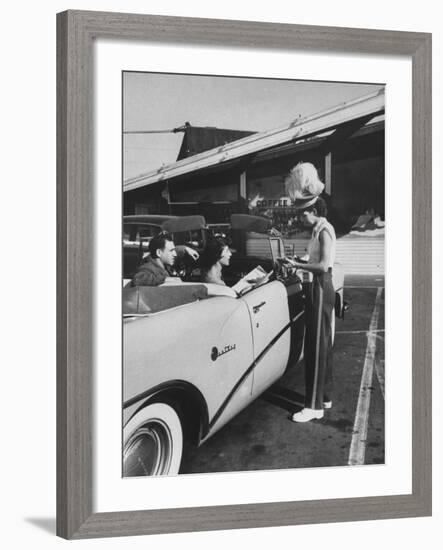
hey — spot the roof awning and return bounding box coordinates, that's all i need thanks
[124,88,385,193]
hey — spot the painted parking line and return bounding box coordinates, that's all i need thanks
[348,287,383,466]
[336,329,385,335]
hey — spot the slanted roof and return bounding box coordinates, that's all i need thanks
[124,88,385,193]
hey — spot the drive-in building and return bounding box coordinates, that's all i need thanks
[124,90,385,274]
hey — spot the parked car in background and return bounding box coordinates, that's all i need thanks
[123,214,210,281]
[123,215,177,280]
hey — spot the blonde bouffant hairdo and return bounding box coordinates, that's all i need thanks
[284,162,325,202]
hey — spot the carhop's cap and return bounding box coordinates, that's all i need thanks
[293,195,319,210]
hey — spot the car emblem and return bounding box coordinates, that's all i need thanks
[211,344,236,361]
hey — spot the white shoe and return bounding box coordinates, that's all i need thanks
[291,408,324,423]
[323,401,332,409]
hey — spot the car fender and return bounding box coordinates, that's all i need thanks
[124,296,254,425]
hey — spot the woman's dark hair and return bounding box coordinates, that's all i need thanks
[199,236,228,271]
[304,196,328,217]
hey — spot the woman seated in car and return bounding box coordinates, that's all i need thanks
[199,236,233,286]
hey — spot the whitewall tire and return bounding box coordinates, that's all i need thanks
[123,402,183,477]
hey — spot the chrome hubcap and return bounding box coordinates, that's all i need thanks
[123,419,173,476]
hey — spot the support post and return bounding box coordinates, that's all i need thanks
[239,171,247,199]
[325,152,332,195]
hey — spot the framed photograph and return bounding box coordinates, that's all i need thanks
[57,10,431,539]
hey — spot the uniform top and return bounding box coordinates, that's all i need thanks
[306,217,336,269]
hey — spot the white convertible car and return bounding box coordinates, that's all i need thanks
[122,215,344,477]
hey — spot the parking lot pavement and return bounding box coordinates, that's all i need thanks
[345,274,385,288]
[180,275,385,475]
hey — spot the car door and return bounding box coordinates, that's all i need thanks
[239,280,291,397]
[124,294,255,439]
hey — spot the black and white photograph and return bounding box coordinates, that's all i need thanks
[122,72,386,477]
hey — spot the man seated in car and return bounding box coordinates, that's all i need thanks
[131,233,236,297]
[131,232,190,286]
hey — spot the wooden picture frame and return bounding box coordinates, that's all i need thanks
[56,10,432,539]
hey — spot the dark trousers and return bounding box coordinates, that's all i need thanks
[303,271,335,410]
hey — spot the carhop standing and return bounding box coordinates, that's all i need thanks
[285,163,336,422]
